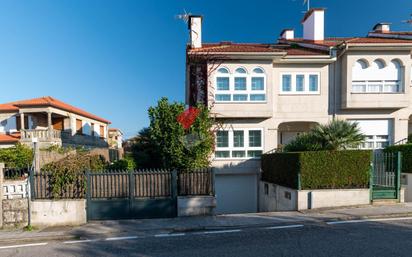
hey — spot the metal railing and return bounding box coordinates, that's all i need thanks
[4,168,29,180]
[178,168,215,196]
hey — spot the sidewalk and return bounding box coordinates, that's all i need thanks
[2,203,412,244]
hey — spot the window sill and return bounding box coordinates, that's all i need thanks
[213,157,261,161]
[279,92,320,95]
[214,101,267,104]
[351,92,404,94]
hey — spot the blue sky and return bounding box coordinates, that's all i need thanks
[0,0,410,138]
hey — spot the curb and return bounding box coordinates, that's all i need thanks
[0,234,78,245]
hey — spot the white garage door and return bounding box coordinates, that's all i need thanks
[351,119,392,149]
[215,174,258,214]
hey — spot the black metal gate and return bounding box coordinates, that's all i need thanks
[86,170,177,220]
[371,152,401,200]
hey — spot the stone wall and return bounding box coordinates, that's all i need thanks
[2,199,28,228]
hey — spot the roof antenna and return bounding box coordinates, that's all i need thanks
[175,9,191,24]
[303,0,310,12]
[402,13,412,26]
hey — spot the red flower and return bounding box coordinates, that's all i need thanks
[177,107,201,130]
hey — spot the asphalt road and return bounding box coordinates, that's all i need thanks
[2,218,412,257]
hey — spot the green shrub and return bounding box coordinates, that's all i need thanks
[108,157,136,171]
[283,133,322,152]
[261,150,372,190]
[384,144,412,173]
[0,143,33,168]
[41,152,108,198]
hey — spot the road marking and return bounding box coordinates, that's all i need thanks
[327,216,412,225]
[0,242,48,250]
[155,233,185,237]
[105,236,139,241]
[64,239,100,244]
[202,229,242,235]
[264,224,305,230]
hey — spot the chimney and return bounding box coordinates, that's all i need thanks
[373,23,391,33]
[301,8,325,41]
[188,15,202,48]
[280,29,294,40]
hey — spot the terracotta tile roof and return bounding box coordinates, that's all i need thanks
[0,104,19,112]
[284,37,412,47]
[189,42,282,53]
[189,43,329,56]
[0,132,20,144]
[3,96,110,124]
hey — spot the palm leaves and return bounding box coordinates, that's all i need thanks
[284,120,365,152]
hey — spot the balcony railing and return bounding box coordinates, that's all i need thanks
[20,129,62,141]
[352,80,401,93]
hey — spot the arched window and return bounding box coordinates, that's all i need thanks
[214,66,267,103]
[253,68,264,74]
[352,58,403,93]
[373,59,386,69]
[217,67,229,74]
[235,68,247,74]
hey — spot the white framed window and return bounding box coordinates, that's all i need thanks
[280,73,320,94]
[215,128,264,159]
[351,59,403,93]
[359,135,389,149]
[215,67,266,103]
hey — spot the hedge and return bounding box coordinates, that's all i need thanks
[384,144,412,173]
[261,150,372,190]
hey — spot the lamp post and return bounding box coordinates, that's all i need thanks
[27,137,38,228]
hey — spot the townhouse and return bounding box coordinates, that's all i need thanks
[185,9,412,214]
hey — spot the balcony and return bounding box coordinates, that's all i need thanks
[342,80,409,109]
[20,129,62,145]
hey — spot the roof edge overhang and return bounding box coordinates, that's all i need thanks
[345,44,412,51]
[368,32,412,40]
[188,51,287,60]
[274,56,336,64]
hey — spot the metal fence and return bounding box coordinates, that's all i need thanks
[31,169,214,200]
[31,172,85,199]
[4,168,29,180]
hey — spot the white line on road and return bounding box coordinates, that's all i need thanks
[64,239,100,244]
[154,233,185,237]
[202,229,242,235]
[264,224,305,230]
[0,242,48,250]
[327,216,412,225]
[105,236,139,241]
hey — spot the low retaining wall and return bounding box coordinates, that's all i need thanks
[31,199,86,227]
[401,173,412,202]
[2,199,28,228]
[177,196,216,216]
[259,181,370,211]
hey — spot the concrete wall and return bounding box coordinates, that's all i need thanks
[30,200,86,227]
[401,173,412,202]
[259,181,370,211]
[177,196,216,216]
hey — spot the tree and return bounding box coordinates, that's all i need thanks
[284,120,365,152]
[0,143,33,168]
[130,127,160,169]
[147,97,214,170]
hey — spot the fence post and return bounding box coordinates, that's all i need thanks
[128,171,134,217]
[297,172,301,191]
[29,167,35,200]
[211,168,216,196]
[0,163,4,228]
[397,151,402,201]
[171,170,177,199]
[86,171,91,222]
[369,152,374,203]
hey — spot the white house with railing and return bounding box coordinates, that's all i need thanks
[0,96,111,149]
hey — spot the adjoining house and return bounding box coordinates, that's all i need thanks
[108,128,124,161]
[185,9,412,214]
[0,96,111,149]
